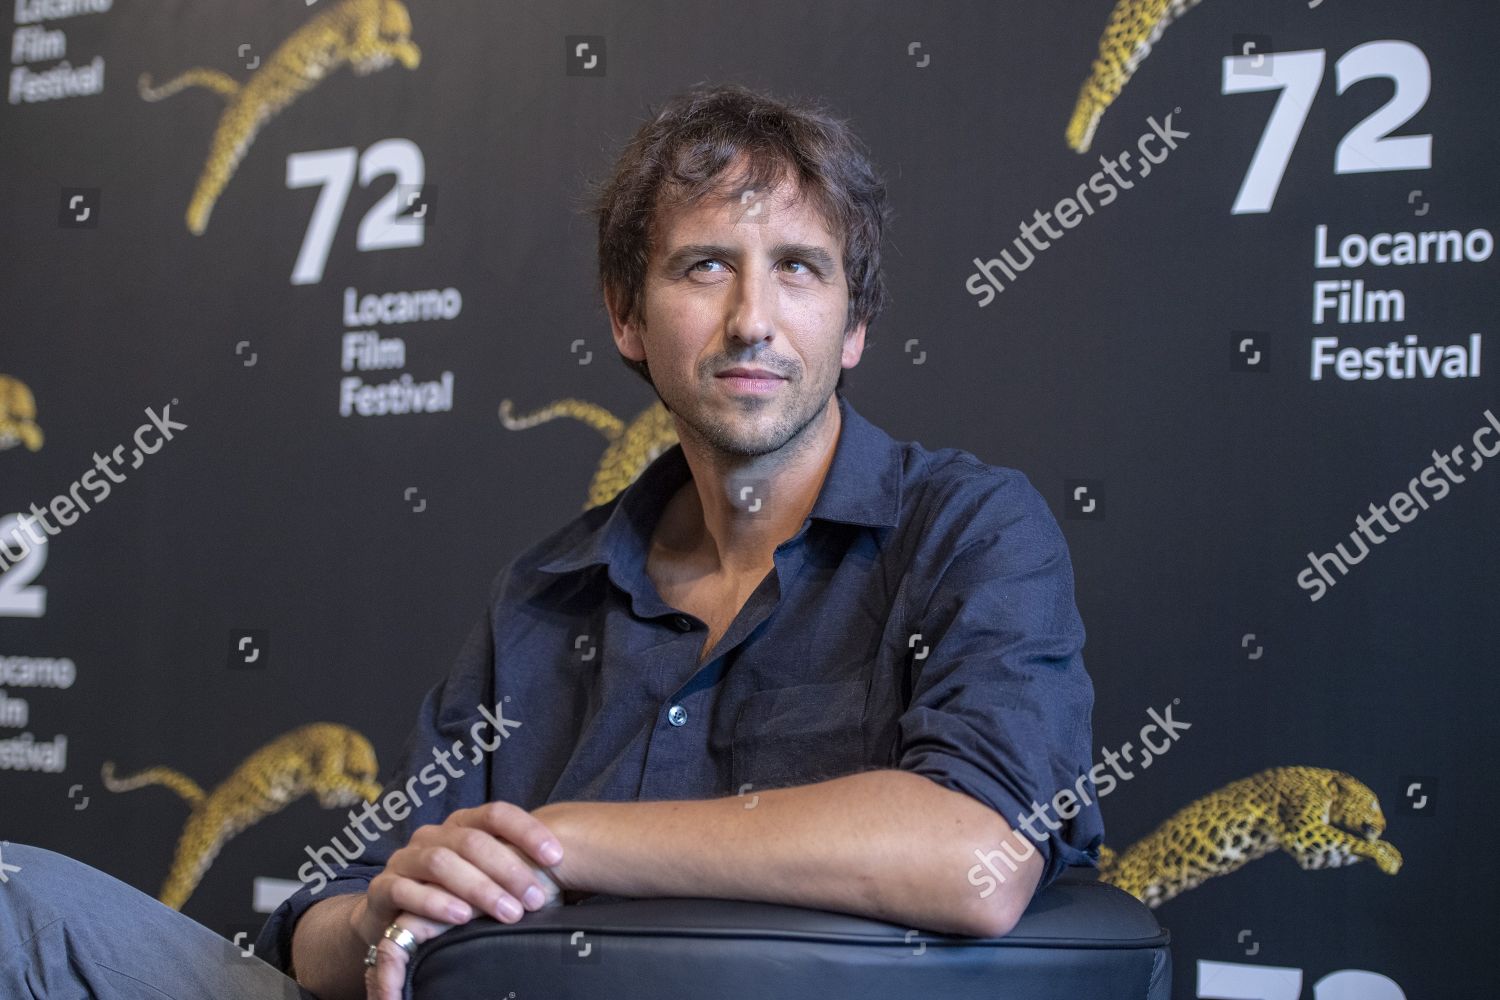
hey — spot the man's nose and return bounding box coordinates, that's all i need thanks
[727,268,775,346]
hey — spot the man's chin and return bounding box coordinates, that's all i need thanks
[704,427,788,459]
[677,407,790,458]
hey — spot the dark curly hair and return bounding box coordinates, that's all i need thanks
[583,82,892,396]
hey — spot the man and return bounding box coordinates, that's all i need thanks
[0,82,1101,1000]
[292,80,1102,998]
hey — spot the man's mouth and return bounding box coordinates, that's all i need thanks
[716,367,785,380]
[715,368,787,394]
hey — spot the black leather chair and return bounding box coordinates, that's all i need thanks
[407,865,1171,999]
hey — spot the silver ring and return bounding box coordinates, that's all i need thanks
[383,922,419,957]
[364,922,418,968]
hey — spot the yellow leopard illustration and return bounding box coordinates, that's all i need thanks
[138,0,421,235]
[1066,0,1204,152]
[102,722,382,909]
[0,375,44,452]
[500,398,679,510]
[1097,766,1402,907]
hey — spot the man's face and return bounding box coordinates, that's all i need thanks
[609,166,866,458]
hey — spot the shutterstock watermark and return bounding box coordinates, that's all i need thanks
[1297,408,1500,602]
[965,110,1190,307]
[0,402,186,577]
[967,700,1190,897]
[298,699,522,894]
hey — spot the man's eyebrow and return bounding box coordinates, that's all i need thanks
[659,242,839,274]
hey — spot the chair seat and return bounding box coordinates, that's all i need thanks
[408,866,1171,999]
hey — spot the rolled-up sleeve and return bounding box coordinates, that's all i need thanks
[253,572,504,974]
[896,469,1103,895]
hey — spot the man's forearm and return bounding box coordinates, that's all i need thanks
[537,768,1039,937]
[289,893,371,1000]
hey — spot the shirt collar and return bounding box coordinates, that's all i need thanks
[536,392,903,579]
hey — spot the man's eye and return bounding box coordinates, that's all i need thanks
[685,258,816,275]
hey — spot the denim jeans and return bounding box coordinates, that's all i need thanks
[0,843,315,999]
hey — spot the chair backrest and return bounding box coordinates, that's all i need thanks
[408,866,1171,999]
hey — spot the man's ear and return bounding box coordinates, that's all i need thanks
[841,318,868,370]
[606,286,646,365]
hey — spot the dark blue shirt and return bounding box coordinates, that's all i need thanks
[257,392,1103,971]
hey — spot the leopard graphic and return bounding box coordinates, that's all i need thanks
[1067,0,1204,152]
[138,0,421,235]
[102,722,382,909]
[0,375,44,452]
[500,397,679,510]
[1097,766,1403,908]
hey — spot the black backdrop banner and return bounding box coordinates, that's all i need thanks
[2,1,1495,997]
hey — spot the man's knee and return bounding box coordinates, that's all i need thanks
[1,842,77,892]
[1,842,98,884]
[0,842,138,918]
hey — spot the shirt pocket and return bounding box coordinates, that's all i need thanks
[730,679,869,792]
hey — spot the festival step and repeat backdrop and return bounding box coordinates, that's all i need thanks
[2,0,1495,996]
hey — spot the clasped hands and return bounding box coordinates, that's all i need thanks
[353,801,573,1000]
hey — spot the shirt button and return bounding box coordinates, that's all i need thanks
[669,614,693,631]
[667,704,688,727]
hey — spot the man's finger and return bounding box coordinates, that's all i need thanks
[436,824,560,912]
[359,870,469,943]
[363,912,450,1000]
[390,843,527,923]
[384,872,477,925]
[366,937,406,1000]
[452,801,566,869]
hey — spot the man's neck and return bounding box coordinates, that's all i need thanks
[657,395,841,578]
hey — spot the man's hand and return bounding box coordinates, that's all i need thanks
[352,802,566,999]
